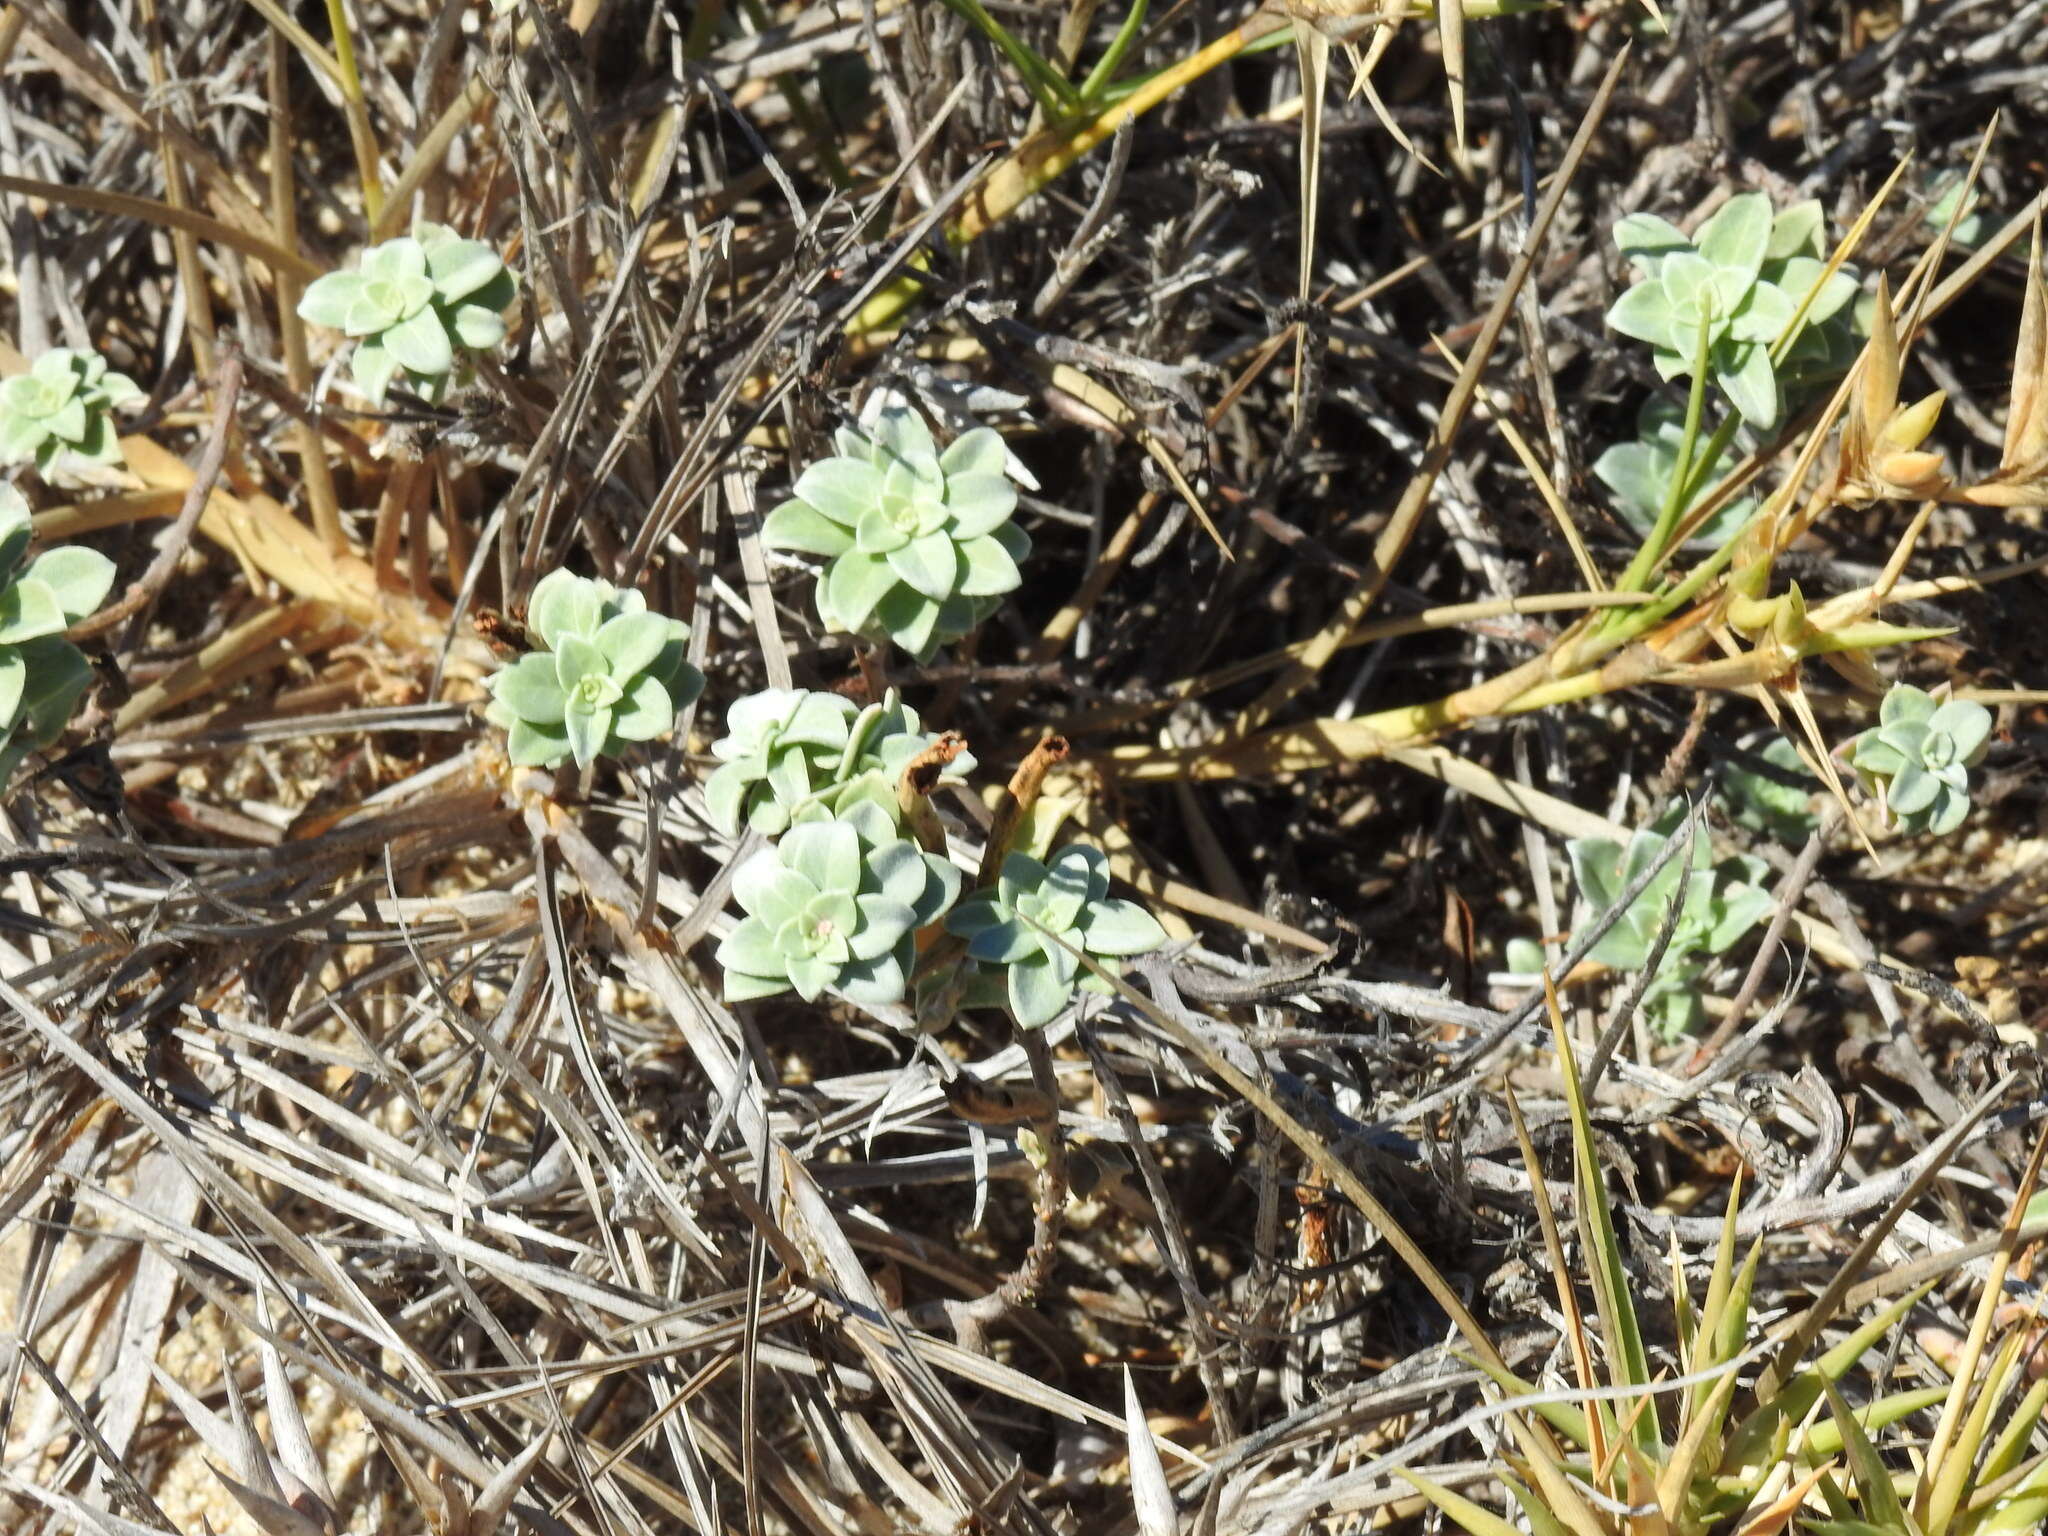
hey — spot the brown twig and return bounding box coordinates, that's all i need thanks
[69,352,243,648]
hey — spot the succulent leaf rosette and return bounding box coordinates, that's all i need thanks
[945,845,1167,1028]
[0,349,143,472]
[1850,683,1992,836]
[1606,194,1861,429]
[717,801,961,1008]
[483,569,703,770]
[703,687,975,837]
[297,223,517,406]
[760,408,1028,662]
[0,485,116,778]
[1567,813,1773,1039]
[703,688,859,836]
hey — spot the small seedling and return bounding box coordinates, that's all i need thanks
[944,844,1168,1028]
[760,407,1028,662]
[716,800,961,1007]
[296,223,517,406]
[0,486,116,780]
[1567,811,1773,1038]
[0,349,143,472]
[483,569,703,770]
[1849,682,1991,836]
[1718,735,1821,843]
[1607,193,1860,429]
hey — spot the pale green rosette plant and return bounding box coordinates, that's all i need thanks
[483,569,703,770]
[0,349,143,472]
[1718,735,1820,843]
[0,485,117,779]
[1849,683,1992,836]
[1593,397,1759,548]
[703,688,978,836]
[703,688,859,836]
[717,800,961,1007]
[945,844,1167,1028]
[296,223,517,406]
[760,408,1028,662]
[809,691,977,824]
[1567,812,1773,1039]
[1606,194,1861,429]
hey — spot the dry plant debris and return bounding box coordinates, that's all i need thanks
[2,1,2048,1534]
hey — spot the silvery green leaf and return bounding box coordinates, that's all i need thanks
[552,632,607,692]
[784,819,861,897]
[717,918,786,981]
[794,458,885,527]
[786,690,856,747]
[836,946,909,1008]
[1769,256,1858,327]
[381,307,455,378]
[528,569,604,648]
[874,585,944,659]
[1879,684,1936,728]
[611,671,675,741]
[425,238,505,304]
[563,704,607,768]
[761,500,855,557]
[1592,440,1668,530]
[1718,339,1780,428]
[0,648,24,725]
[943,475,1019,538]
[1613,212,1692,275]
[93,370,143,409]
[967,917,1040,967]
[296,272,364,330]
[1928,699,1992,761]
[1695,193,1773,282]
[506,716,570,767]
[1888,760,1937,815]
[704,763,752,835]
[947,893,1004,941]
[0,414,47,466]
[1566,836,1626,912]
[866,841,930,908]
[70,412,120,465]
[1728,281,1796,345]
[850,895,917,959]
[724,964,793,1002]
[1926,788,1970,835]
[491,653,567,723]
[362,237,428,287]
[870,408,941,481]
[350,341,402,406]
[1702,882,1772,954]
[595,610,671,680]
[1767,200,1826,261]
[448,304,507,352]
[0,580,66,644]
[912,853,961,926]
[43,397,89,447]
[14,637,90,743]
[854,504,909,555]
[1607,280,1678,347]
[958,533,1023,597]
[822,549,900,631]
[887,531,961,602]
[25,546,114,623]
[1007,950,1072,1028]
[940,428,1009,479]
[1077,898,1167,956]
